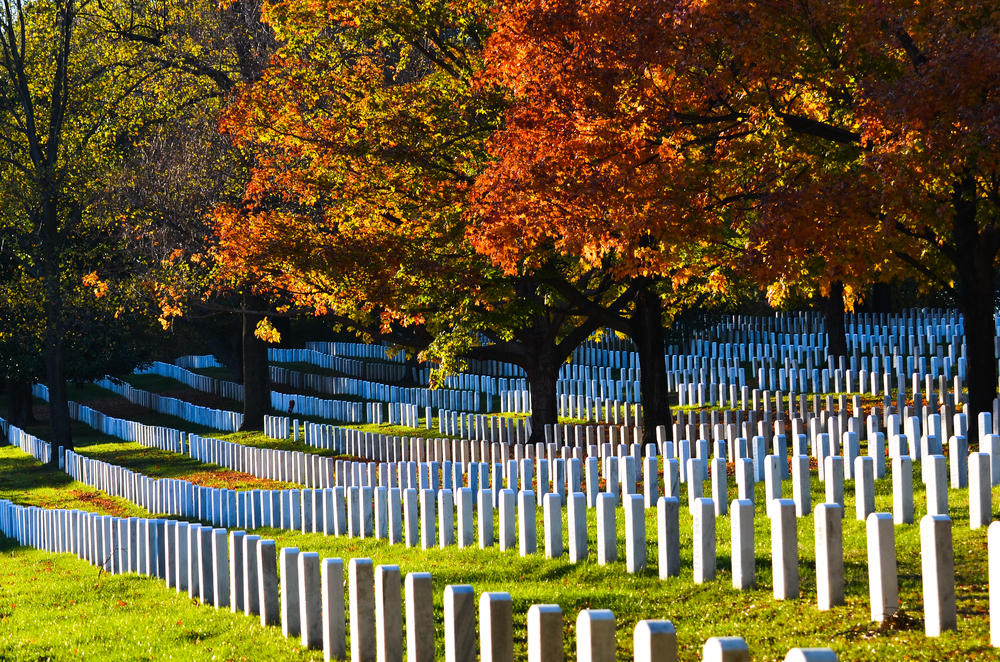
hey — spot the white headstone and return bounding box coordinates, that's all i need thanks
[771,499,798,599]
[596,492,617,565]
[892,456,914,525]
[702,637,750,662]
[444,585,476,662]
[815,504,844,610]
[657,497,680,579]
[349,558,376,662]
[405,572,434,662]
[298,552,323,650]
[280,547,300,637]
[623,494,646,573]
[321,557,346,661]
[479,592,514,662]
[693,498,716,584]
[527,604,563,662]
[576,609,615,662]
[731,499,754,590]
[633,620,676,662]
[375,564,402,662]
[970,453,993,529]
[866,513,898,622]
[920,515,957,636]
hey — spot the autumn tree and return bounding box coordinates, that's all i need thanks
[472,0,754,443]
[703,0,1000,429]
[211,0,626,439]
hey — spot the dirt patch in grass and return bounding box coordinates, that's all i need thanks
[837,609,924,640]
[185,470,292,490]
[67,489,135,518]
[78,398,153,420]
[30,405,50,423]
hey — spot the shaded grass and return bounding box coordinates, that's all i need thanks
[189,366,238,380]
[4,412,301,491]
[0,445,145,518]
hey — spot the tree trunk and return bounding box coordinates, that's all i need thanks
[963,299,996,446]
[239,297,271,431]
[6,377,37,428]
[398,350,421,385]
[821,280,848,359]
[950,176,1000,446]
[42,198,72,465]
[524,355,560,444]
[631,280,671,445]
[43,332,73,464]
[871,282,892,314]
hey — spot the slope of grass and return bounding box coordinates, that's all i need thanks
[0,538,323,662]
[250,461,998,662]
[1,421,998,660]
[0,445,145,518]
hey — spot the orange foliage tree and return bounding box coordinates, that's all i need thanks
[706,0,1000,428]
[209,0,617,437]
[472,0,760,442]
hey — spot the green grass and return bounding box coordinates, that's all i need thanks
[249,460,999,661]
[121,373,243,404]
[6,383,998,660]
[0,445,146,518]
[0,538,323,661]
[189,366,238,380]
[1,426,998,660]
[60,383,221,437]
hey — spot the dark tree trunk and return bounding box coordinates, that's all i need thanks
[272,315,292,348]
[524,353,561,444]
[950,176,1000,446]
[205,317,244,382]
[963,301,996,447]
[398,351,421,385]
[42,198,72,465]
[871,282,892,314]
[6,377,37,428]
[821,280,848,359]
[43,331,73,464]
[463,285,601,446]
[631,280,671,445]
[239,296,271,431]
[230,318,245,382]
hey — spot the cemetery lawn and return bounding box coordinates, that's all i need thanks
[7,418,304,491]
[255,464,999,662]
[0,537,324,662]
[189,366,241,380]
[70,374,477,442]
[0,445,145,518]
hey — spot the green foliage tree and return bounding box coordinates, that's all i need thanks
[0,0,215,457]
